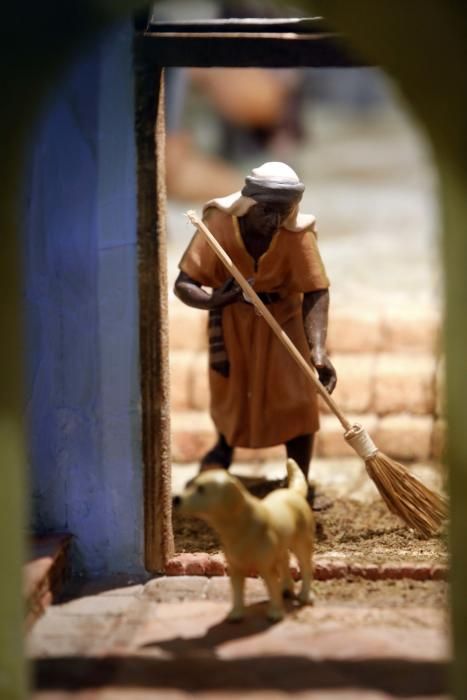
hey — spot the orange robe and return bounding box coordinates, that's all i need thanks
[179,207,330,448]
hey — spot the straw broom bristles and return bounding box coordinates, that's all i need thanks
[186,210,448,537]
[365,452,448,537]
[344,423,448,537]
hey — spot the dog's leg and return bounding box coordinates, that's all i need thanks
[293,540,314,605]
[227,570,246,621]
[261,568,285,621]
[280,552,294,598]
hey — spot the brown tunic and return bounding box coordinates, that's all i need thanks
[179,207,330,448]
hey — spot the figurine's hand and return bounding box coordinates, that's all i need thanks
[210,277,243,309]
[311,348,337,394]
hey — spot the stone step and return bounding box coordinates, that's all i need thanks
[170,410,446,463]
[24,533,72,631]
[169,297,441,354]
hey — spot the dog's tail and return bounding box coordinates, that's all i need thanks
[286,458,308,498]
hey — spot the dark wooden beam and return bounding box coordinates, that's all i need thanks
[146,17,327,35]
[135,32,364,68]
[139,16,364,68]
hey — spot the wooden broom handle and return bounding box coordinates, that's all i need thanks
[186,210,352,431]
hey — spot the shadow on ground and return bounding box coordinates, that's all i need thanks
[34,653,448,696]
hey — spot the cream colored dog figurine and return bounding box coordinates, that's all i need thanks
[173,458,314,621]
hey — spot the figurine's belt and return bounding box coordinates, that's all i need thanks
[209,292,282,377]
[242,291,281,305]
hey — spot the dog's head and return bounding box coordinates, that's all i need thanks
[173,469,247,522]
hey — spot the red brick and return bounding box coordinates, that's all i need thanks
[380,563,404,580]
[373,354,436,415]
[410,564,432,581]
[347,562,364,578]
[314,558,348,580]
[346,562,381,580]
[206,553,227,576]
[166,557,448,582]
[316,414,378,459]
[169,299,207,352]
[171,411,216,463]
[166,553,211,576]
[322,353,375,415]
[329,561,349,579]
[361,564,381,580]
[374,414,433,461]
[327,308,382,354]
[313,560,332,581]
[398,563,429,580]
[169,350,193,410]
[184,553,211,576]
[164,556,186,575]
[381,306,440,352]
[431,563,448,581]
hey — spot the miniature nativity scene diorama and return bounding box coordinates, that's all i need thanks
[25,5,453,698]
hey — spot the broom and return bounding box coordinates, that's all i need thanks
[185,210,448,537]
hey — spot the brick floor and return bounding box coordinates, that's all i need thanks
[30,575,450,699]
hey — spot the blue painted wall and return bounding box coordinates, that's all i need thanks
[23,22,144,575]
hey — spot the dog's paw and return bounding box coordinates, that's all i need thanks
[227,608,245,623]
[267,607,285,622]
[298,588,315,606]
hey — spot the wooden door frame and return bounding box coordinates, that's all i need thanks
[134,16,363,572]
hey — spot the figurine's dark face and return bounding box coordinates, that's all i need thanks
[245,198,297,237]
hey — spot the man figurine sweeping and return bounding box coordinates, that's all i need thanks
[174,162,337,495]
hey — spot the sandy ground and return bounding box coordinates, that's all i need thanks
[173,489,447,564]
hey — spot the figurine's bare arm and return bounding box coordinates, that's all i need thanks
[303,289,337,394]
[174,270,242,311]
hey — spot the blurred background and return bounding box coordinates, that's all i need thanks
[155,0,441,311]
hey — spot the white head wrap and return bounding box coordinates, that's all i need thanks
[202,161,316,232]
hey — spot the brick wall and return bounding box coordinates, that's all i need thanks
[169,298,445,463]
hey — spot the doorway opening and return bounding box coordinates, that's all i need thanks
[135,15,443,573]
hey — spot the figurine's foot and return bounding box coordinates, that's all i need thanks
[199,436,233,473]
[306,481,333,512]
